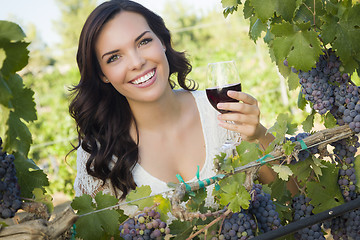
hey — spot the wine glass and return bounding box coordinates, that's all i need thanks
[206,60,242,155]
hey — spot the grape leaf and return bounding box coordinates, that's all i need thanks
[17,168,49,198]
[243,0,254,19]
[0,21,26,42]
[126,185,154,209]
[250,0,276,22]
[5,111,32,156]
[302,110,315,132]
[186,188,207,212]
[272,164,293,181]
[267,113,297,146]
[288,71,300,91]
[271,22,323,71]
[218,173,251,212]
[0,41,29,77]
[283,140,295,156]
[169,219,196,239]
[236,141,262,166]
[249,17,267,42]
[321,4,360,73]
[0,72,12,106]
[71,192,121,240]
[289,158,312,183]
[306,162,344,214]
[274,0,297,22]
[7,74,37,122]
[297,91,307,110]
[33,188,54,213]
[153,195,171,222]
[322,112,337,129]
[269,177,291,204]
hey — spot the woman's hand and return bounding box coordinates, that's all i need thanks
[216,90,274,148]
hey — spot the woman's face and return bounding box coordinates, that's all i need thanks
[95,11,170,103]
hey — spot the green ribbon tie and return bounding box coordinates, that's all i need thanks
[256,154,274,165]
[299,139,308,150]
[196,165,205,189]
[176,174,192,192]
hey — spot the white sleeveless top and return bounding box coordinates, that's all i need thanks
[73,90,228,213]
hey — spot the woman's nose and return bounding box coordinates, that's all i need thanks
[128,50,146,70]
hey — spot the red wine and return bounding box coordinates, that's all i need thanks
[206,83,242,113]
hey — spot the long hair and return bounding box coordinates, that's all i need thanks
[69,0,196,199]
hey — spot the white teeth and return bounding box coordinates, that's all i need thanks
[132,70,155,85]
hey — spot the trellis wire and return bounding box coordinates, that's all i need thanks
[252,196,360,240]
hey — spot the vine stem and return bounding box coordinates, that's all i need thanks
[185,209,232,240]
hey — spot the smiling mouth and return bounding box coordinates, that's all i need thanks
[131,69,156,85]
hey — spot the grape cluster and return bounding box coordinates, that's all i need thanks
[119,208,170,240]
[285,132,319,164]
[248,184,282,233]
[324,207,360,239]
[293,49,360,133]
[291,195,326,240]
[331,136,359,202]
[218,210,256,240]
[0,137,22,219]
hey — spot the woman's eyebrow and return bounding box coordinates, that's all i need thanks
[101,30,151,59]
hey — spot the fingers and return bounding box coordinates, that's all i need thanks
[217,91,258,114]
[228,90,258,105]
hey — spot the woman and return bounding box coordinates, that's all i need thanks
[70,0,275,209]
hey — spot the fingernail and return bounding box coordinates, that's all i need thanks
[227,90,236,96]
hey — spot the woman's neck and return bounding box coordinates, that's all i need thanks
[128,88,185,132]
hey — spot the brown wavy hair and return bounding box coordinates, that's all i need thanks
[69,0,196,199]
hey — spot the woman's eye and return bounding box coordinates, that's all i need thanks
[138,38,152,47]
[107,54,120,64]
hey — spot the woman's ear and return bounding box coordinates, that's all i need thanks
[101,75,110,83]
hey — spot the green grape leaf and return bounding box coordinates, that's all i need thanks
[0,21,26,42]
[186,188,207,212]
[289,158,312,183]
[0,72,12,105]
[310,156,323,179]
[221,0,241,8]
[269,177,291,204]
[306,162,344,214]
[32,188,54,213]
[0,41,29,77]
[355,155,360,191]
[322,4,360,73]
[153,195,171,222]
[271,22,323,71]
[7,74,37,122]
[322,111,337,129]
[250,0,276,22]
[297,91,307,110]
[249,17,267,42]
[288,71,300,91]
[268,113,297,146]
[5,111,32,156]
[272,164,293,181]
[236,141,262,166]
[126,185,154,209]
[302,111,315,132]
[169,219,196,239]
[218,173,251,212]
[17,168,49,198]
[243,0,254,19]
[283,140,296,156]
[275,0,297,22]
[71,192,121,240]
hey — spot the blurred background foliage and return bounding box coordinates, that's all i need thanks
[15,0,306,201]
